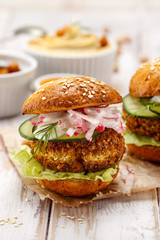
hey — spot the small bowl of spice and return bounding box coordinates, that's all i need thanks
[0,50,37,118]
[30,73,80,91]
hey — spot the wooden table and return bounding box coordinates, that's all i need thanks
[0,7,160,240]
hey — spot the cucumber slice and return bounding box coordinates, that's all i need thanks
[140,97,160,116]
[123,94,160,118]
[149,105,160,115]
[19,118,36,140]
[19,117,100,142]
[140,97,151,106]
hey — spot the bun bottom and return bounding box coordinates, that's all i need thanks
[37,169,119,197]
[127,144,160,162]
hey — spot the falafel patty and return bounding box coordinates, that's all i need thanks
[123,109,160,141]
[29,128,125,173]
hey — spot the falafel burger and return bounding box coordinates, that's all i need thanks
[12,76,125,196]
[123,58,160,162]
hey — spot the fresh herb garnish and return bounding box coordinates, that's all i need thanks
[28,122,58,161]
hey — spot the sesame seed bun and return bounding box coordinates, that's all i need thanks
[127,144,160,163]
[129,58,160,98]
[22,76,122,114]
[36,168,119,197]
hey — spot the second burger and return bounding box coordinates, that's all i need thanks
[123,58,160,162]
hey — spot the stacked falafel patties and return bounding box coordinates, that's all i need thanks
[17,76,125,197]
[123,58,160,162]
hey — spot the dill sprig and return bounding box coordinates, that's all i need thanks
[28,122,58,161]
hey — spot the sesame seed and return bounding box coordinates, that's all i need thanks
[66,215,71,219]
[42,97,46,100]
[39,88,45,92]
[46,81,53,85]
[61,212,66,216]
[83,93,86,96]
[70,216,75,220]
[11,220,16,224]
[65,91,68,94]
[18,223,23,225]
[150,66,155,70]
[84,89,88,92]
[25,198,30,202]
[77,218,84,221]
[67,100,73,104]
[70,83,74,86]
[101,90,105,94]
[62,86,67,89]
[80,84,86,87]
[14,217,18,219]
[90,78,96,82]
[76,77,81,80]
[100,82,105,85]
[148,75,150,79]
[92,91,95,94]
[88,95,93,98]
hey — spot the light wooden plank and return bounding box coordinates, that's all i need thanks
[47,190,159,240]
[157,188,160,217]
[0,136,51,240]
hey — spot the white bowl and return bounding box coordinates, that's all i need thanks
[0,50,37,118]
[24,43,116,84]
[30,73,80,91]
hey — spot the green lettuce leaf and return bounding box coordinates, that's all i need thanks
[10,145,118,182]
[124,131,160,147]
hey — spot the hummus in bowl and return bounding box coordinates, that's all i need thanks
[27,24,111,56]
[25,24,116,83]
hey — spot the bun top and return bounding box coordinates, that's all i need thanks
[129,58,160,98]
[22,76,122,114]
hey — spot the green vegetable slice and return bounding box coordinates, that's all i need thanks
[124,131,160,147]
[140,97,160,116]
[123,94,160,118]
[140,97,151,106]
[149,105,160,115]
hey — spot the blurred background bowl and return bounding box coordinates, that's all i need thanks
[25,42,116,84]
[0,50,37,118]
[30,72,80,91]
